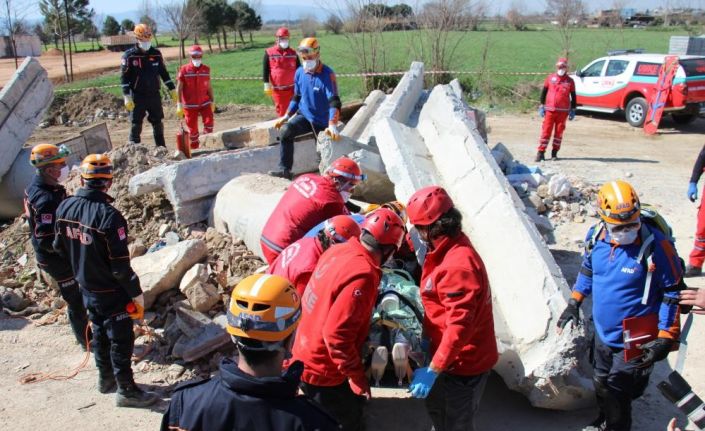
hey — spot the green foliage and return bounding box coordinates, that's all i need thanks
[102,15,120,36]
[120,18,135,34]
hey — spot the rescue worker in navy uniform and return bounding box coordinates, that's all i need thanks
[161,274,340,431]
[121,23,177,147]
[25,143,89,349]
[557,180,683,431]
[53,154,158,408]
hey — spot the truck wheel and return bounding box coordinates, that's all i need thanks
[672,113,697,124]
[625,97,647,127]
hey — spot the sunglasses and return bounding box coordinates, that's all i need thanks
[606,222,640,233]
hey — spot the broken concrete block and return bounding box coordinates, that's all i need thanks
[128,239,147,259]
[174,301,213,338]
[449,79,487,143]
[200,118,281,149]
[129,141,319,225]
[411,82,591,410]
[211,173,290,260]
[172,314,230,362]
[179,264,218,312]
[316,133,394,203]
[131,239,208,308]
[341,90,386,142]
[179,264,208,292]
[0,58,53,182]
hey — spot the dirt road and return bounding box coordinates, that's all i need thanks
[3,112,705,430]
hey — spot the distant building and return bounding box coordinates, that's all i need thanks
[0,36,42,58]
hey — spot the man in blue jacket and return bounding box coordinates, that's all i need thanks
[269,37,341,180]
[557,180,683,431]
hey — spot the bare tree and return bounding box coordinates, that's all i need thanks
[506,0,526,30]
[1,0,29,69]
[545,0,585,56]
[161,0,203,64]
[139,0,160,46]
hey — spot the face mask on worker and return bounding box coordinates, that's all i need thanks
[303,59,317,72]
[279,39,289,49]
[608,223,640,245]
[192,59,202,67]
[57,166,69,183]
[138,41,151,51]
[557,68,566,77]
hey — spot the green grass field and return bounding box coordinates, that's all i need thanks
[55,27,695,111]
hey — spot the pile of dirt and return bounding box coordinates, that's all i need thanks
[44,48,63,56]
[44,88,125,127]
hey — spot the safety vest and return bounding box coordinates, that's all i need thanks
[266,46,298,90]
[544,73,575,112]
[178,63,211,108]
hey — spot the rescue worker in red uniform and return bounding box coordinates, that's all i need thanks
[267,215,360,296]
[686,143,705,277]
[263,27,300,116]
[161,274,340,431]
[260,156,364,265]
[176,45,214,150]
[406,186,498,431]
[536,57,577,162]
[292,208,405,431]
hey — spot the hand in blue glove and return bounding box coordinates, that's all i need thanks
[408,367,438,398]
[688,182,698,202]
[538,105,545,118]
[569,109,576,121]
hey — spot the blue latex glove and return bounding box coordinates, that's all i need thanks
[538,105,545,118]
[569,109,576,121]
[409,367,438,398]
[689,182,698,202]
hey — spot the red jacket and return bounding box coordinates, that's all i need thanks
[261,174,346,257]
[267,236,323,296]
[421,233,498,376]
[543,73,576,112]
[292,238,381,388]
[177,63,211,108]
[266,46,298,90]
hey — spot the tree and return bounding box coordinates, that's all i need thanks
[138,0,159,45]
[162,0,203,63]
[199,0,228,51]
[34,23,51,49]
[545,0,585,55]
[231,1,261,45]
[39,0,69,81]
[1,0,29,68]
[391,3,413,17]
[324,14,344,34]
[506,0,526,30]
[102,15,120,35]
[120,18,135,34]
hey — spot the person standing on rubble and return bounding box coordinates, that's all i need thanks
[405,186,498,431]
[161,273,340,430]
[269,37,342,180]
[557,180,684,431]
[263,27,300,117]
[267,215,360,295]
[24,144,90,350]
[292,209,405,431]
[260,156,365,265]
[176,44,215,150]
[53,154,159,408]
[535,57,576,162]
[121,23,177,147]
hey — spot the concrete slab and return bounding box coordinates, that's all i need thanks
[341,90,386,141]
[0,57,53,181]
[200,118,280,150]
[173,314,231,362]
[129,140,319,225]
[415,82,592,409]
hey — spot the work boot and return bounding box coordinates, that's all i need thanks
[684,265,702,278]
[268,169,293,180]
[551,149,559,160]
[98,372,117,394]
[534,151,545,162]
[392,342,411,386]
[115,382,159,408]
[370,346,388,387]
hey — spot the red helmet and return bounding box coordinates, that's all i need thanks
[323,215,361,244]
[276,27,290,38]
[325,157,365,185]
[361,208,405,250]
[407,186,454,226]
[189,45,203,58]
[556,57,568,67]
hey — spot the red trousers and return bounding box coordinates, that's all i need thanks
[538,110,569,152]
[184,105,214,149]
[689,188,705,267]
[272,88,294,117]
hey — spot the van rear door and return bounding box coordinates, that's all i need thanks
[679,58,705,103]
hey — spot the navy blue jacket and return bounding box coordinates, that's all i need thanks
[53,188,141,300]
[161,359,340,431]
[121,46,175,96]
[24,174,68,265]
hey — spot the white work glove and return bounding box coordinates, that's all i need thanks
[325,123,340,141]
[124,95,135,112]
[264,82,273,96]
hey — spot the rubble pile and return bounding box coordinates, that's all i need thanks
[42,88,127,128]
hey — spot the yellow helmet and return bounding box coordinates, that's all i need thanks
[133,23,152,41]
[80,154,113,180]
[226,274,301,343]
[597,180,640,225]
[382,200,408,225]
[30,143,69,168]
[297,37,320,58]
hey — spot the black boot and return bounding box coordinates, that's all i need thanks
[268,169,293,180]
[684,265,702,278]
[551,149,559,160]
[98,371,117,394]
[534,151,545,162]
[152,121,166,147]
[116,381,159,408]
[129,121,143,144]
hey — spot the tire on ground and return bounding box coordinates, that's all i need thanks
[625,97,647,127]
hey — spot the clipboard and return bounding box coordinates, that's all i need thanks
[622,313,658,361]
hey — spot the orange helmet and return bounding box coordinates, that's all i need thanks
[80,154,113,180]
[361,208,405,250]
[226,274,301,343]
[325,156,365,185]
[323,215,361,244]
[297,37,320,58]
[189,44,203,58]
[597,180,640,225]
[276,27,290,38]
[133,23,152,41]
[382,200,408,225]
[407,186,454,226]
[30,143,69,168]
